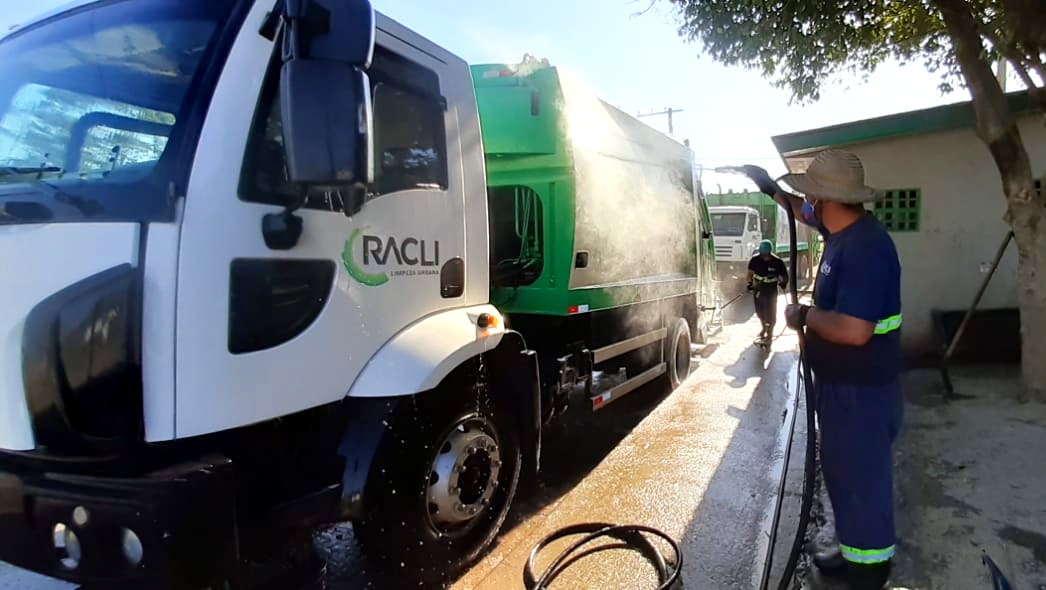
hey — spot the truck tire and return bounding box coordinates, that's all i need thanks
[666,318,692,390]
[354,379,521,579]
[798,252,810,280]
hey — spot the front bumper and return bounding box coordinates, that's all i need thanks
[715,261,748,281]
[0,454,237,588]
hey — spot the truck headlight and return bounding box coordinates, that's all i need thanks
[22,264,142,450]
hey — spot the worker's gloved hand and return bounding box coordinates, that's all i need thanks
[785,304,810,330]
[746,282,754,292]
[738,165,781,197]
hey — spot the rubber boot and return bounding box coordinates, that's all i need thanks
[846,561,891,590]
[813,547,846,577]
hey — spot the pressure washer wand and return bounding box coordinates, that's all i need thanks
[771,177,819,590]
[715,165,819,590]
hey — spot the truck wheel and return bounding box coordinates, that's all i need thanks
[354,381,521,578]
[666,318,692,390]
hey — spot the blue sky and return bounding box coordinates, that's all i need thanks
[1,0,985,191]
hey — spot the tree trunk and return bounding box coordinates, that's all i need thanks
[934,0,1046,400]
[1012,208,1046,400]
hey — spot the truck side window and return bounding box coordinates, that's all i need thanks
[372,82,447,195]
[488,185,544,287]
[748,214,760,232]
[240,46,448,211]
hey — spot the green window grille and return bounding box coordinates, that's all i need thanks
[874,189,921,232]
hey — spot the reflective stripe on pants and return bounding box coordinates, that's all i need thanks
[840,543,896,564]
[816,379,903,564]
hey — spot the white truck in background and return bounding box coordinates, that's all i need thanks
[709,205,764,280]
[707,192,814,282]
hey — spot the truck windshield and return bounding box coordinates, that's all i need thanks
[0,0,238,224]
[711,212,746,236]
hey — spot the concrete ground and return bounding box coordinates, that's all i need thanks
[800,365,1046,590]
[0,291,809,590]
[892,366,1046,590]
[443,297,803,590]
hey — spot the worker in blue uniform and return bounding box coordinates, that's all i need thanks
[745,150,903,590]
[747,239,788,346]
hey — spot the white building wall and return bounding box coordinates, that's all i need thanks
[846,116,1045,355]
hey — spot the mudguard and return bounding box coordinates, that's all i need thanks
[339,329,542,517]
[347,305,506,398]
[485,331,542,484]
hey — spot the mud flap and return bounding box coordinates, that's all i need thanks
[337,397,396,521]
[338,331,542,516]
[486,331,542,488]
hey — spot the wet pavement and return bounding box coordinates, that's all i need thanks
[0,290,805,590]
[446,295,802,590]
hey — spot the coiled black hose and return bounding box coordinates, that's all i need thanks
[523,523,682,590]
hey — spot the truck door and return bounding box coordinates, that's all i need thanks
[173,13,470,437]
[696,193,719,313]
[746,211,762,257]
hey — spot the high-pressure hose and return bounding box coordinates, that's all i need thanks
[769,184,818,590]
[715,167,818,590]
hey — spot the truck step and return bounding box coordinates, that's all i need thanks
[590,363,666,411]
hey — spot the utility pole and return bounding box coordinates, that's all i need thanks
[638,107,683,135]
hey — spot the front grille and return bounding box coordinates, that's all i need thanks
[714,245,735,260]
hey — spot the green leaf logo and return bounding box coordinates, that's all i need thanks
[343,228,389,286]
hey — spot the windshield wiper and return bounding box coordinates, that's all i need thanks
[0,200,54,222]
[0,166,62,178]
[33,179,104,217]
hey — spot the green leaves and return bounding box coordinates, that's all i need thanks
[663,0,983,103]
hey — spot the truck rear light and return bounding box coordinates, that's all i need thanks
[22,264,143,450]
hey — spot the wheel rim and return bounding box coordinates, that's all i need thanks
[674,331,690,383]
[426,415,503,535]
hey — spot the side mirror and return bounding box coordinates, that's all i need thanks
[278,0,375,186]
[280,62,373,185]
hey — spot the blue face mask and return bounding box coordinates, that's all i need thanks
[800,201,818,226]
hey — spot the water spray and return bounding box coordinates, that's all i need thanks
[716,165,819,590]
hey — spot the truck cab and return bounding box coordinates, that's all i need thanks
[709,205,763,280]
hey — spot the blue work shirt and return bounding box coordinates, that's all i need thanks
[807,213,902,385]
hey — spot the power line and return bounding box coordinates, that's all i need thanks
[637,107,683,135]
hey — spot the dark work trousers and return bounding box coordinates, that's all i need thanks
[816,378,904,564]
[753,288,778,329]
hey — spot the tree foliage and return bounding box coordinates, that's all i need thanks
[666,0,1045,106]
[664,0,1046,397]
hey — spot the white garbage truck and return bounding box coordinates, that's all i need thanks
[0,0,717,587]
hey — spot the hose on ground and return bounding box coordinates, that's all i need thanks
[523,523,682,590]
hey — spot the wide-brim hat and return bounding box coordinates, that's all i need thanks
[781,149,881,204]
